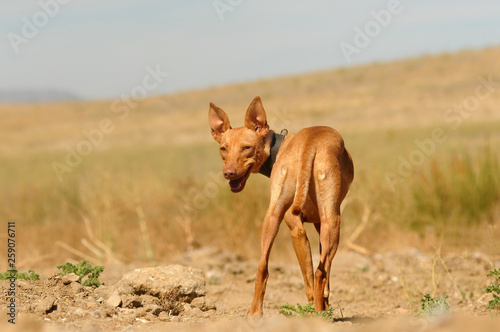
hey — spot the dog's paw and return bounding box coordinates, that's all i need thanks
[246,307,263,319]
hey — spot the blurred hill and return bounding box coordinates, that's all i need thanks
[0,89,79,104]
[1,46,499,154]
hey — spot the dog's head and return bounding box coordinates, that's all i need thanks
[209,96,270,193]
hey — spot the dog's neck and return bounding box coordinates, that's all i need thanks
[258,131,286,178]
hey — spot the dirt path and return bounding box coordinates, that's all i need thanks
[1,247,498,331]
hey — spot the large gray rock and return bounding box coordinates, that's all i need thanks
[116,265,206,303]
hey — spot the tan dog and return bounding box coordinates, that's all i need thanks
[208,96,354,317]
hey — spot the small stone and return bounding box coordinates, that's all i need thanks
[45,275,61,288]
[158,311,170,321]
[106,290,122,308]
[61,273,80,284]
[36,296,57,314]
[191,297,216,311]
[123,296,142,308]
[151,306,162,316]
[189,308,203,317]
[69,281,84,295]
[103,305,117,317]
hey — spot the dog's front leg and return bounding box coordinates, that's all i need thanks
[247,203,288,317]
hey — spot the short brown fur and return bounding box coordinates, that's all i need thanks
[208,96,354,317]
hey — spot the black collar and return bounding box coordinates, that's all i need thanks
[258,131,286,178]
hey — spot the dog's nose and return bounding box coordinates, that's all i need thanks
[223,168,236,180]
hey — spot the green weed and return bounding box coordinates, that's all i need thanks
[279,302,334,320]
[57,260,104,287]
[0,268,40,281]
[485,268,500,311]
[415,294,450,316]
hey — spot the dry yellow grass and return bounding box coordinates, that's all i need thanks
[0,46,499,270]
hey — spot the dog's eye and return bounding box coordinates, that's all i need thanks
[243,146,251,151]
[220,147,227,152]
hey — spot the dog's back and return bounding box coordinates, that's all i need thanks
[274,126,354,215]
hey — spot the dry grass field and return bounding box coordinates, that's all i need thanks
[0,47,499,331]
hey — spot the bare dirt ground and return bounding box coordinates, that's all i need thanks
[1,247,499,332]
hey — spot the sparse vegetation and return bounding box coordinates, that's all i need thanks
[57,260,104,287]
[0,47,499,266]
[279,302,334,319]
[415,294,450,316]
[486,269,500,311]
[0,268,40,281]
[410,146,500,233]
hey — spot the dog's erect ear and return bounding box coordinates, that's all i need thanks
[245,96,269,138]
[209,102,231,143]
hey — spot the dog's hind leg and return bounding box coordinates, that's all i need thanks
[312,221,330,306]
[313,166,342,312]
[284,209,314,302]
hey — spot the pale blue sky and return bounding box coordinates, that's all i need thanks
[1,0,500,100]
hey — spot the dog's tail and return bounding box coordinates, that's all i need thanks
[291,148,315,216]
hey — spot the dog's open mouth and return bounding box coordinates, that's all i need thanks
[229,167,252,193]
